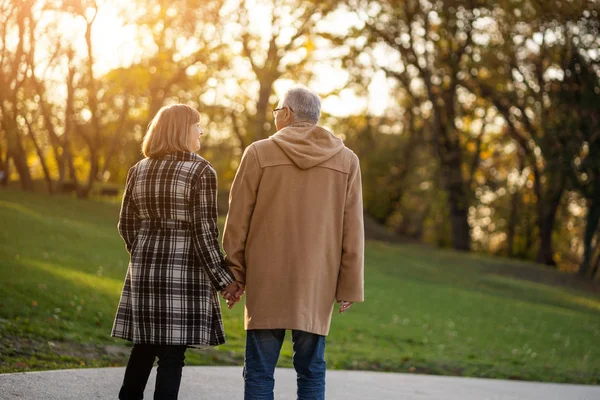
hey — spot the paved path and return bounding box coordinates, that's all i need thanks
[1,366,599,399]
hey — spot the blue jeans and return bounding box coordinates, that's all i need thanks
[244,329,326,400]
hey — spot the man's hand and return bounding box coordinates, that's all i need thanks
[221,281,245,309]
[338,300,353,314]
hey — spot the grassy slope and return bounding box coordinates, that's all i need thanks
[0,188,599,383]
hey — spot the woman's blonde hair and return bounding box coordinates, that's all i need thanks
[142,104,200,158]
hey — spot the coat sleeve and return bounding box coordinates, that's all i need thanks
[223,145,262,284]
[336,154,365,302]
[191,165,235,291]
[117,166,140,253]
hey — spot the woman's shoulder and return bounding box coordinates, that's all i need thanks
[185,154,215,177]
[134,153,212,168]
[188,153,212,167]
[129,154,217,184]
[174,154,218,186]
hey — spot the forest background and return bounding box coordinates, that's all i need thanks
[1,0,599,279]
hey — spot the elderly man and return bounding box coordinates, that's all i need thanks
[223,85,364,400]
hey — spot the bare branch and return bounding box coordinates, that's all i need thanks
[9,3,28,96]
[282,3,319,53]
[0,1,16,75]
[24,110,53,192]
[382,67,419,101]
[511,60,538,101]
[513,103,539,139]
[239,0,259,77]
[102,100,131,174]
[86,0,99,25]
[466,76,534,158]
[230,109,246,150]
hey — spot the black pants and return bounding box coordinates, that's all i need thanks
[119,344,187,400]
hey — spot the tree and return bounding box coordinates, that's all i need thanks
[563,52,600,277]
[354,0,483,251]
[93,0,234,179]
[0,0,35,190]
[225,0,341,149]
[467,0,598,265]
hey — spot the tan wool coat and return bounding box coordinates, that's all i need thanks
[223,122,364,336]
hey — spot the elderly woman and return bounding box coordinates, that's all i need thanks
[223,85,365,400]
[112,104,242,400]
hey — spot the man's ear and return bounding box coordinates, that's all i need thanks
[285,109,294,124]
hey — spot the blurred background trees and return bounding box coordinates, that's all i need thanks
[0,0,598,278]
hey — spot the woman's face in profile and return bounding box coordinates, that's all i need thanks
[188,123,203,152]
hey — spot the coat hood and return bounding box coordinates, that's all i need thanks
[270,123,345,170]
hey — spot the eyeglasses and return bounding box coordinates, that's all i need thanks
[272,106,294,118]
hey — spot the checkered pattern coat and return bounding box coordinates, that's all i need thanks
[111,151,235,346]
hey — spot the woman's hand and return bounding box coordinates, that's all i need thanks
[221,282,245,309]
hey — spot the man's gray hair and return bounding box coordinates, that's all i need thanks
[281,85,321,124]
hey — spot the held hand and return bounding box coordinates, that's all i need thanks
[233,282,245,299]
[226,282,245,309]
[337,300,353,314]
[221,281,242,300]
[225,297,239,309]
[221,282,245,309]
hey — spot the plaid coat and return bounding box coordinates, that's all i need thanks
[111,151,235,346]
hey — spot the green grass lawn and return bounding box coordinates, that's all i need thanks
[1,187,599,383]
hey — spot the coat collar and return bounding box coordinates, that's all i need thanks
[288,122,316,129]
[159,151,203,162]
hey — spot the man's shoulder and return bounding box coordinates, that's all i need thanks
[338,146,358,160]
[322,146,358,174]
[248,138,277,152]
[247,138,288,168]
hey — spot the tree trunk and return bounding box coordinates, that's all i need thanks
[1,2,34,191]
[3,118,33,191]
[507,189,519,257]
[507,153,525,257]
[535,189,563,266]
[66,148,79,191]
[537,217,555,265]
[447,193,471,251]
[148,92,165,127]
[524,211,534,256]
[440,133,471,251]
[25,117,53,193]
[101,104,130,178]
[81,16,100,198]
[61,57,81,195]
[590,245,600,281]
[42,110,65,182]
[0,151,8,186]
[81,147,98,198]
[9,141,32,190]
[251,75,277,143]
[579,198,600,277]
[33,75,65,181]
[425,93,471,251]
[377,114,420,225]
